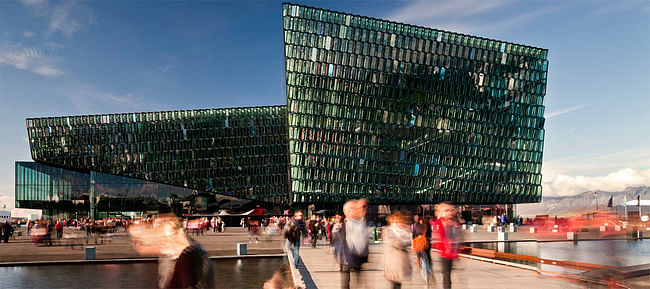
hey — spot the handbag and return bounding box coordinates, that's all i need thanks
[412,234,429,252]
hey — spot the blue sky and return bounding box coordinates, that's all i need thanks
[1,0,649,210]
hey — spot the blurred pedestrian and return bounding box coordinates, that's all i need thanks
[433,203,463,289]
[45,220,53,246]
[308,216,320,248]
[2,221,13,243]
[337,199,370,289]
[383,212,412,289]
[413,216,433,285]
[55,219,63,239]
[283,210,306,268]
[129,214,216,289]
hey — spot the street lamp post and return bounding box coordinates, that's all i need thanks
[594,192,598,214]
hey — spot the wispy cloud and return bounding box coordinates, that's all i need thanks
[389,0,506,24]
[65,84,166,113]
[48,1,93,37]
[20,0,93,38]
[0,41,64,78]
[545,103,592,119]
[592,0,650,16]
[19,0,46,6]
[23,31,35,38]
[387,0,564,35]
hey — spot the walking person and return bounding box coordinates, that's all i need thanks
[45,220,53,246]
[1,221,13,243]
[432,203,463,289]
[413,216,434,285]
[308,216,320,248]
[383,212,412,289]
[55,219,63,239]
[283,210,306,268]
[336,199,370,289]
[129,215,216,289]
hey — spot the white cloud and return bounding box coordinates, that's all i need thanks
[592,0,650,16]
[23,31,35,38]
[543,147,650,178]
[386,0,564,35]
[65,84,166,113]
[32,65,63,77]
[20,0,93,38]
[545,103,592,118]
[389,0,506,24]
[48,1,93,37]
[0,41,64,78]
[543,168,650,197]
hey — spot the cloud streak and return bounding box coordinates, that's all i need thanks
[386,0,564,36]
[0,41,64,77]
[545,103,592,118]
[64,84,167,114]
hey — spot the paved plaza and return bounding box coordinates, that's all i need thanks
[294,244,587,289]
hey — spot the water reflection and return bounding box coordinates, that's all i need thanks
[470,240,650,270]
[0,258,282,289]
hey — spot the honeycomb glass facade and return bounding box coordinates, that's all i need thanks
[282,4,547,204]
[17,4,548,214]
[26,106,289,203]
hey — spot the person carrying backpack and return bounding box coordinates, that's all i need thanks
[283,210,306,268]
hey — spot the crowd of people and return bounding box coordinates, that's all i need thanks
[281,200,463,289]
[185,217,226,236]
[24,217,130,246]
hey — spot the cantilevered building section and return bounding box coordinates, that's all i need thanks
[16,4,549,218]
[282,3,548,204]
[24,106,289,206]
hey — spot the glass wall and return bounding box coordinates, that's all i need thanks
[25,106,289,203]
[15,162,205,218]
[282,4,547,204]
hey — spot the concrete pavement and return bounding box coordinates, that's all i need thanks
[294,244,585,289]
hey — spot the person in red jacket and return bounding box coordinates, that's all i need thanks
[55,219,64,239]
[432,203,463,289]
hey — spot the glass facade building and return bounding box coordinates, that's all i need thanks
[16,4,548,217]
[282,4,547,204]
[25,106,289,204]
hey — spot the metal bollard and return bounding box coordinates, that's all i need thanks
[237,242,247,256]
[566,232,578,241]
[85,246,96,260]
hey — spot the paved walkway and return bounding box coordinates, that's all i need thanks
[296,244,584,289]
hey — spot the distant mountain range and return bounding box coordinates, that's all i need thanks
[517,186,649,217]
